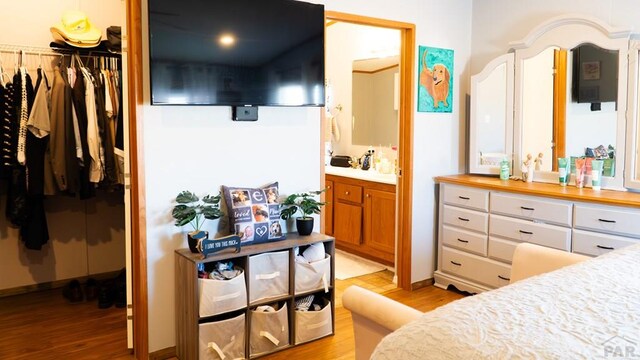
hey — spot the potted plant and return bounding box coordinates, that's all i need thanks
[280,190,325,236]
[172,191,223,253]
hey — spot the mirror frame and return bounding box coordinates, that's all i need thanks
[469,53,514,175]
[510,14,632,190]
[625,40,640,190]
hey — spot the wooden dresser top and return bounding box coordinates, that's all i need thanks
[435,174,640,208]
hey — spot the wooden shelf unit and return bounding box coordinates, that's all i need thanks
[175,233,335,359]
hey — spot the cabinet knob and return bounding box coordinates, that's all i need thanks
[366,194,370,198]
[327,185,331,189]
[345,191,350,195]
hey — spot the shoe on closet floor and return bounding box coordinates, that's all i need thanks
[63,279,83,303]
[98,281,114,309]
[85,278,99,301]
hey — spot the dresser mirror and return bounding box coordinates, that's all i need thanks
[469,15,632,190]
[624,42,640,190]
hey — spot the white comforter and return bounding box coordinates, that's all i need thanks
[372,244,640,360]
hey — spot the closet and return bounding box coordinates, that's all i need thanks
[0,0,132,352]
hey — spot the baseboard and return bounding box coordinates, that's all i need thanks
[411,277,434,290]
[0,270,122,298]
[149,346,176,360]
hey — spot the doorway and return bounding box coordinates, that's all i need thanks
[322,12,414,290]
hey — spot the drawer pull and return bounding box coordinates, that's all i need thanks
[520,206,535,211]
[345,191,350,195]
[457,217,470,222]
[518,230,533,235]
[458,196,470,200]
[450,261,462,266]
[598,218,617,224]
[457,238,469,243]
[498,275,511,281]
[596,244,614,250]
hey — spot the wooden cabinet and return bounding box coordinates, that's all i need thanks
[325,175,396,265]
[175,233,335,359]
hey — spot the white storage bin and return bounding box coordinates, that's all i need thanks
[248,251,289,303]
[199,270,247,318]
[294,300,332,344]
[250,303,290,356]
[294,254,331,294]
[199,313,245,360]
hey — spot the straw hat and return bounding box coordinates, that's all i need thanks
[50,10,102,48]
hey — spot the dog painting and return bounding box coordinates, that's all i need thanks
[418,46,453,113]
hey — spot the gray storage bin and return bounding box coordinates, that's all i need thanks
[198,269,247,317]
[199,313,245,360]
[248,251,289,303]
[294,299,332,344]
[295,254,331,294]
[250,303,290,356]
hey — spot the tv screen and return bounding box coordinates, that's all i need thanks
[148,0,325,106]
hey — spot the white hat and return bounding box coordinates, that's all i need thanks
[50,10,102,47]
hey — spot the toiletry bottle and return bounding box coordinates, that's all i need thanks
[558,157,569,186]
[499,158,510,180]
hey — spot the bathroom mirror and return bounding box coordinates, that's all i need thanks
[352,56,399,147]
[469,53,514,175]
[511,15,630,190]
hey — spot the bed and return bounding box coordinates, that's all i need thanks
[343,243,640,359]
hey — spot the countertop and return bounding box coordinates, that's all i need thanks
[325,165,397,185]
[435,174,640,208]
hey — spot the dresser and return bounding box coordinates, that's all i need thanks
[434,175,640,293]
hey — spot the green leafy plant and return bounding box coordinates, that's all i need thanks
[172,191,223,232]
[280,190,325,220]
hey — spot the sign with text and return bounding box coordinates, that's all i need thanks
[198,235,241,258]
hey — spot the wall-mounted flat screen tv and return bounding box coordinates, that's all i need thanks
[148,0,325,106]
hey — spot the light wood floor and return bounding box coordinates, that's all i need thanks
[0,272,464,359]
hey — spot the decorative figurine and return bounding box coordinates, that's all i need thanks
[534,152,544,171]
[522,153,534,182]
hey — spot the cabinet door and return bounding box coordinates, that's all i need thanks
[364,189,396,255]
[324,180,334,235]
[334,201,362,245]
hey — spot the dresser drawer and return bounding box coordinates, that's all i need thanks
[574,204,640,238]
[442,205,488,234]
[442,225,487,256]
[488,236,519,263]
[489,214,571,251]
[441,247,511,288]
[443,185,489,212]
[335,183,362,203]
[490,192,572,227]
[572,229,639,257]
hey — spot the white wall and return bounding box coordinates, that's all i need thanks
[0,1,125,291]
[142,0,472,353]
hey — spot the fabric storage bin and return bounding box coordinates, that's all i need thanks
[294,254,331,294]
[199,313,245,360]
[295,299,332,344]
[199,269,247,318]
[250,302,290,356]
[248,251,289,303]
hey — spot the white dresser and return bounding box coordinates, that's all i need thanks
[434,175,640,294]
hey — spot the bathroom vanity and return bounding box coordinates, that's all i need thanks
[324,166,396,265]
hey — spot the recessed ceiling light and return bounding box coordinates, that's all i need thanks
[219,34,235,47]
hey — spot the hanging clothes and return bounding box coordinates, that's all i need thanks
[80,66,103,184]
[21,68,50,250]
[71,68,94,200]
[94,68,117,188]
[6,68,33,230]
[0,80,14,177]
[49,65,67,191]
[113,67,125,185]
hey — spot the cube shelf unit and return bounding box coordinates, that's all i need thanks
[175,232,335,359]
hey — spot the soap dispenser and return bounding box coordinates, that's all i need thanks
[361,149,374,170]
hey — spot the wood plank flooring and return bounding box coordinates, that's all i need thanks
[0,271,464,360]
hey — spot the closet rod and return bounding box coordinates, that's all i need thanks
[0,43,120,58]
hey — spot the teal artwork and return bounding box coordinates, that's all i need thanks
[417,46,454,113]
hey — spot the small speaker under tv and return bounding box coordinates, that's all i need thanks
[232,106,258,121]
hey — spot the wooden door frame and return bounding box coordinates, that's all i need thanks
[323,11,415,290]
[126,0,149,358]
